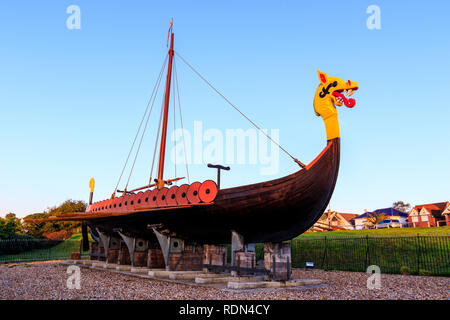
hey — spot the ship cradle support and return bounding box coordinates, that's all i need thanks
[89,228,292,281]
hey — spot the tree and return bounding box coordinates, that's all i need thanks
[23,199,86,238]
[366,212,387,228]
[0,213,22,239]
[392,201,411,213]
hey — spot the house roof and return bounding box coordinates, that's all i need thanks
[337,213,360,222]
[412,202,448,212]
[355,207,409,219]
[317,211,359,224]
[411,202,449,217]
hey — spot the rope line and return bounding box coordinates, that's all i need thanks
[113,54,169,195]
[172,67,177,182]
[149,91,166,185]
[173,58,190,183]
[174,51,305,168]
[124,55,167,190]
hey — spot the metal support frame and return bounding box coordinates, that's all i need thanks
[96,228,110,260]
[152,228,171,270]
[231,230,244,266]
[118,232,136,267]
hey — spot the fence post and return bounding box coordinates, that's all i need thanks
[364,235,369,271]
[416,234,420,274]
[321,236,327,270]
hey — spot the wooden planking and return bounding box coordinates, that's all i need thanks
[88,138,340,243]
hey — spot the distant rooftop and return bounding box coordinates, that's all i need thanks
[354,207,409,219]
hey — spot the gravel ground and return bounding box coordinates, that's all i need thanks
[0,261,448,300]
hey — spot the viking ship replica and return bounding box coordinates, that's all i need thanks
[27,22,358,280]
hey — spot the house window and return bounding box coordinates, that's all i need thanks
[412,216,419,222]
[421,216,429,222]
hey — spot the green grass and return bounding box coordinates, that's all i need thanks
[0,233,92,263]
[290,230,450,276]
[297,226,450,239]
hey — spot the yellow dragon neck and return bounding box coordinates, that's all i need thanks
[313,70,359,141]
[314,96,340,141]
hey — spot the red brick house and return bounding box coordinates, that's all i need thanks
[408,202,450,227]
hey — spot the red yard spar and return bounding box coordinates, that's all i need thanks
[26,22,359,280]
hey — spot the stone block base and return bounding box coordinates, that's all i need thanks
[107,249,119,264]
[203,244,227,267]
[264,242,291,281]
[168,244,203,271]
[71,252,81,260]
[118,242,131,265]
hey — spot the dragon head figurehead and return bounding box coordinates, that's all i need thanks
[313,70,359,140]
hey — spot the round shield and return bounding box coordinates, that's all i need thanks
[166,186,179,206]
[175,184,189,205]
[198,180,218,203]
[116,196,126,212]
[142,189,153,207]
[135,191,145,209]
[99,200,107,212]
[127,194,137,210]
[102,199,111,212]
[94,202,102,212]
[156,187,169,207]
[186,182,201,204]
[148,189,159,208]
[112,197,121,211]
[121,194,131,211]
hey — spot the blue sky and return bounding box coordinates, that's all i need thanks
[0,0,449,218]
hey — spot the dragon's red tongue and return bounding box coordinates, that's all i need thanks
[332,91,356,108]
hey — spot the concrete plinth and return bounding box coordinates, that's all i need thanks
[82,260,94,266]
[91,262,106,268]
[169,272,229,280]
[116,265,132,271]
[130,267,161,274]
[195,276,263,284]
[148,270,203,279]
[228,278,322,289]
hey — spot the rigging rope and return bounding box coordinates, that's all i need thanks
[173,58,190,183]
[174,52,306,168]
[124,55,167,191]
[149,91,166,185]
[172,67,177,182]
[113,54,169,196]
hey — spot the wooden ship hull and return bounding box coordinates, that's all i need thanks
[86,138,339,244]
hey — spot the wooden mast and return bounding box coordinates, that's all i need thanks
[156,29,174,189]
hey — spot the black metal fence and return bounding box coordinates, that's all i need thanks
[0,239,87,263]
[2,235,449,277]
[290,234,450,276]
